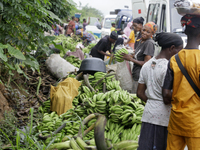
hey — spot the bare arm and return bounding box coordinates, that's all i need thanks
[122,54,152,66]
[162,61,174,105]
[98,50,111,57]
[137,83,148,102]
[125,38,131,45]
[87,17,90,25]
[162,88,172,105]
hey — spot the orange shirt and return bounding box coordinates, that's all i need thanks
[128,30,135,44]
[166,49,200,137]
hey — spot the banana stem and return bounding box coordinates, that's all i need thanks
[75,72,83,80]
[83,123,95,136]
[103,83,106,93]
[38,123,66,140]
[94,115,108,150]
[78,113,100,138]
[94,72,116,88]
[83,74,95,92]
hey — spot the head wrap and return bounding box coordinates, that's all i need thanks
[110,31,118,40]
[133,17,145,25]
[181,14,200,28]
[155,32,183,48]
[144,22,158,34]
[76,29,83,37]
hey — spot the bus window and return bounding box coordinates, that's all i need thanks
[147,3,160,24]
[160,4,166,32]
[153,4,160,24]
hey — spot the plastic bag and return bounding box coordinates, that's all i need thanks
[76,43,85,50]
[45,54,79,79]
[116,61,133,93]
[50,77,81,115]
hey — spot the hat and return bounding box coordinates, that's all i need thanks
[110,31,118,40]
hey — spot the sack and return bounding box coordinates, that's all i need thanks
[50,77,81,115]
[45,54,79,79]
[116,61,133,93]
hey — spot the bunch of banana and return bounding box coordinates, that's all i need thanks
[93,93,108,115]
[105,120,124,144]
[114,48,129,62]
[108,105,122,123]
[82,86,94,98]
[106,80,122,91]
[79,93,89,103]
[39,100,51,113]
[120,124,141,141]
[72,97,79,106]
[92,72,107,85]
[74,105,87,117]
[38,110,82,138]
[114,140,138,150]
[120,109,137,126]
[118,90,132,104]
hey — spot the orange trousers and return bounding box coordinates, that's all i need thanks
[167,132,200,150]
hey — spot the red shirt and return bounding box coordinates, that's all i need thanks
[67,20,75,35]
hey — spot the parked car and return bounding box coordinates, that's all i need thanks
[101,15,117,38]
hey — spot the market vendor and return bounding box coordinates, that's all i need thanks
[121,22,157,93]
[76,25,96,45]
[90,31,118,60]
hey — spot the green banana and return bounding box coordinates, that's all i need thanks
[76,136,87,150]
[70,138,81,150]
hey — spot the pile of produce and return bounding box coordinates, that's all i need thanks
[65,55,82,68]
[114,48,129,62]
[82,43,96,54]
[37,71,145,149]
[52,34,81,57]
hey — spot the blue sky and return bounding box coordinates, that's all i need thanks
[73,0,132,16]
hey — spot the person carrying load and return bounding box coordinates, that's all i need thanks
[162,14,200,150]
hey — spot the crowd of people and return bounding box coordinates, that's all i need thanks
[51,14,200,150]
[89,14,200,150]
[52,16,96,46]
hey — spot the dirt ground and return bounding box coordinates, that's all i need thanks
[0,64,58,125]
[0,84,12,120]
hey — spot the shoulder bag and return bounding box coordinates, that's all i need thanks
[175,54,200,97]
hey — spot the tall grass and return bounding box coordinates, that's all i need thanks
[0,108,55,150]
[0,108,85,150]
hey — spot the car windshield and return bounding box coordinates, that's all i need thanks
[104,18,116,29]
[170,0,184,33]
[89,17,99,26]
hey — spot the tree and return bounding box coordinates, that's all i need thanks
[71,3,104,22]
[0,0,75,79]
[47,0,76,20]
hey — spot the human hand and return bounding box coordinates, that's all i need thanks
[121,53,132,61]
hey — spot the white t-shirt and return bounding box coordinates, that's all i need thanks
[138,57,171,127]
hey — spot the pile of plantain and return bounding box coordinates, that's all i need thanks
[37,71,145,149]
